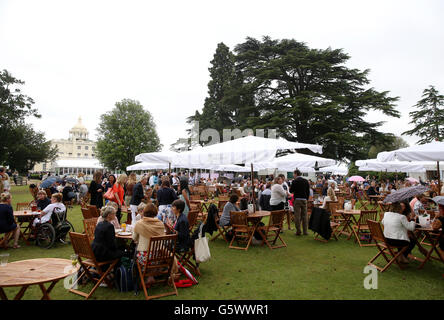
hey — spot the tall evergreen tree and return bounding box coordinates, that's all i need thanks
[186,43,237,145]
[402,85,444,144]
[231,37,400,161]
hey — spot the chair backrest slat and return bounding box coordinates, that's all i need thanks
[367,220,385,242]
[187,210,199,230]
[81,207,93,220]
[230,210,248,227]
[69,232,96,260]
[358,210,378,226]
[83,218,98,242]
[269,210,286,228]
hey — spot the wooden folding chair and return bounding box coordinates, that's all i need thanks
[328,202,343,239]
[16,202,31,211]
[190,194,201,201]
[229,211,254,251]
[0,231,14,249]
[210,208,230,243]
[356,192,371,210]
[136,234,178,300]
[81,207,93,220]
[257,210,287,249]
[68,232,119,299]
[187,210,199,232]
[83,218,98,243]
[351,210,378,247]
[367,220,408,272]
[80,193,91,209]
[418,228,444,269]
[87,205,100,218]
[217,200,228,213]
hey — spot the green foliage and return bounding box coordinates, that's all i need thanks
[3,123,58,173]
[0,69,56,173]
[367,135,409,159]
[96,99,162,171]
[188,37,400,160]
[348,161,406,181]
[402,85,444,144]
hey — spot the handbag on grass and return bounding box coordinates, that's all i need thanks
[194,223,211,263]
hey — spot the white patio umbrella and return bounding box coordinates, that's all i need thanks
[320,164,349,176]
[174,135,323,211]
[126,162,170,171]
[210,164,251,172]
[248,152,335,171]
[356,159,427,173]
[377,141,444,194]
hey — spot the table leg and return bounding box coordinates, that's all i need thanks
[39,280,59,300]
[0,287,8,300]
[14,285,29,300]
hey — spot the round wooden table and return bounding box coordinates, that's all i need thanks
[13,210,40,244]
[0,258,79,300]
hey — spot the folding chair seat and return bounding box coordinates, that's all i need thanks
[367,220,408,272]
[210,209,230,243]
[187,210,199,232]
[352,210,378,247]
[68,232,120,299]
[229,211,254,251]
[81,207,93,220]
[0,231,14,249]
[257,210,287,249]
[136,234,178,300]
[356,192,371,210]
[83,218,98,243]
[175,245,200,277]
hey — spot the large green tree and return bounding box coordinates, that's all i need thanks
[188,37,400,160]
[367,135,409,159]
[96,99,162,171]
[0,69,57,173]
[402,85,444,144]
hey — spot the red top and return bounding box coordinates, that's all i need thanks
[111,183,125,205]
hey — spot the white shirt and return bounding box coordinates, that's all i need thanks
[41,202,66,224]
[270,184,287,206]
[382,212,416,242]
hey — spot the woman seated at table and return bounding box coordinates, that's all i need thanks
[321,184,337,210]
[96,202,120,230]
[432,203,444,256]
[133,203,179,284]
[32,193,65,227]
[92,206,124,263]
[0,193,21,248]
[171,199,191,253]
[34,190,51,210]
[381,201,418,264]
[134,202,146,224]
[220,194,240,227]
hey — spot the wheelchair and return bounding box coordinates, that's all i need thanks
[35,209,75,249]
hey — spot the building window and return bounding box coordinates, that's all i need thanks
[43,163,47,171]
[77,153,81,157]
[92,146,95,151]
[69,153,73,156]
[92,154,95,157]
[85,146,88,150]
[84,153,88,157]
[77,146,81,150]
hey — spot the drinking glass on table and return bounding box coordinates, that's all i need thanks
[71,254,78,267]
[0,253,10,267]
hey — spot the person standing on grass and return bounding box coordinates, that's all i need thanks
[130,175,149,225]
[290,169,310,236]
[270,176,289,211]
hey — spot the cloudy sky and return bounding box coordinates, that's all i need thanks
[1,0,443,153]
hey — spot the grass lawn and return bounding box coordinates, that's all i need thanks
[2,184,443,300]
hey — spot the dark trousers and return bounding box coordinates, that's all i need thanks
[116,207,122,223]
[386,238,416,257]
[270,202,285,211]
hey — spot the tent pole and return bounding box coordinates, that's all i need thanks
[168,162,171,175]
[251,163,256,212]
[438,161,441,196]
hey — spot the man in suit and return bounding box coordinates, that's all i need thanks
[289,169,310,236]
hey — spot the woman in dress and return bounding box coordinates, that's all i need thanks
[110,174,127,223]
[0,193,21,248]
[89,171,104,209]
[178,178,191,217]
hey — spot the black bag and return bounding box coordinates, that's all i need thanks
[225,229,234,242]
[114,257,135,292]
